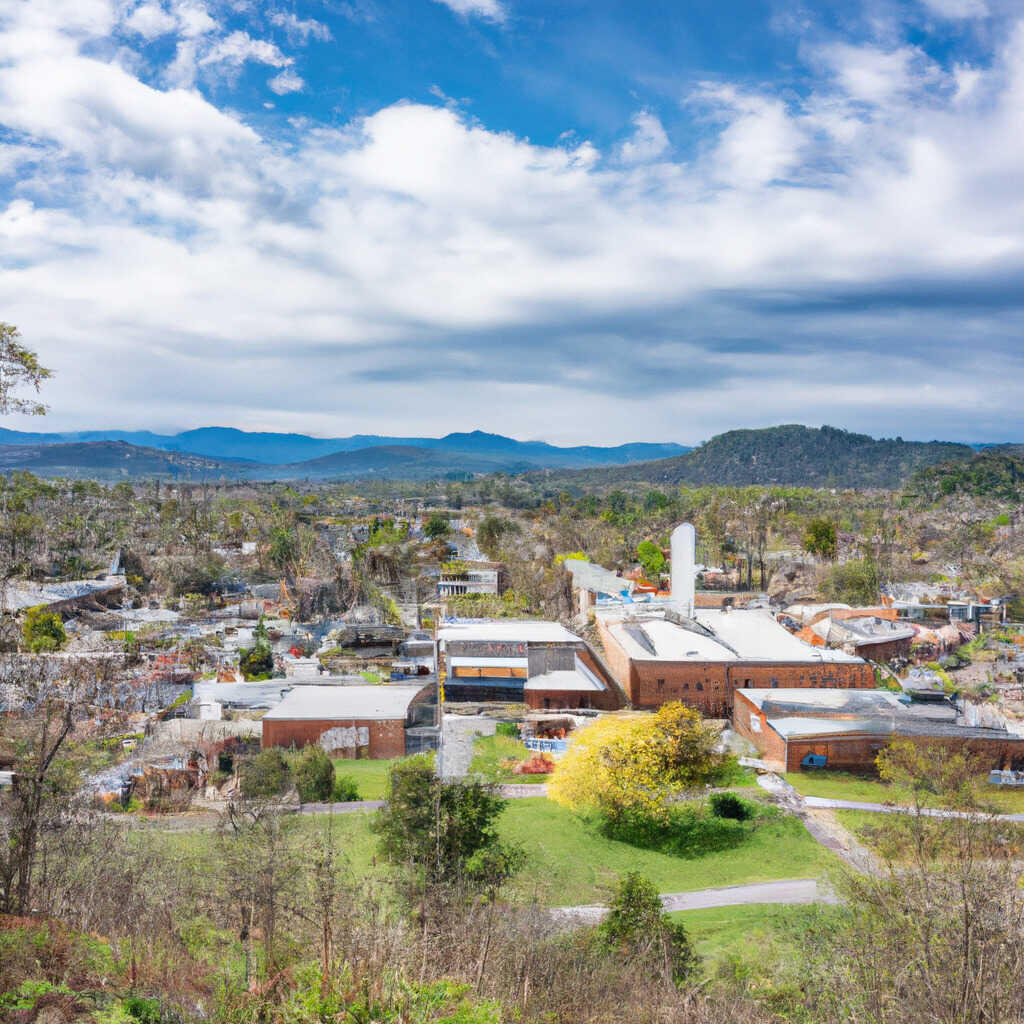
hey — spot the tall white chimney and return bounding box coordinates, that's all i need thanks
[671,522,697,618]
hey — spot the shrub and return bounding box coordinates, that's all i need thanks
[602,804,751,858]
[293,746,335,803]
[495,722,520,739]
[332,774,360,802]
[22,605,66,653]
[709,792,755,821]
[239,748,291,799]
[600,872,699,987]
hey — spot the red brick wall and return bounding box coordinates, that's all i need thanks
[597,615,875,714]
[784,733,1024,772]
[731,693,788,764]
[262,718,406,759]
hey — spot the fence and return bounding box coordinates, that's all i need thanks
[525,737,568,754]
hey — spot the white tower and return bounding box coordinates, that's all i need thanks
[670,522,697,618]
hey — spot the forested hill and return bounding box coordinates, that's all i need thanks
[547,425,975,490]
[908,447,1024,502]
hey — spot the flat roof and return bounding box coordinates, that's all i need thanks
[525,669,603,692]
[604,608,863,665]
[609,618,736,662]
[263,685,426,721]
[736,688,905,714]
[439,620,581,644]
[768,716,895,739]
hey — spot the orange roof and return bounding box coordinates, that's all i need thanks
[796,625,825,647]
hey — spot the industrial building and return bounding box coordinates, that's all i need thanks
[732,688,1024,772]
[261,684,435,758]
[595,523,873,716]
[437,619,625,709]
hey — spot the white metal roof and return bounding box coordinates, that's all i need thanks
[525,669,603,692]
[449,656,529,668]
[609,619,737,662]
[736,688,903,712]
[439,620,581,644]
[605,608,863,665]
[263,685,426,721]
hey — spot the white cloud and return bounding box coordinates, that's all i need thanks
[269,11,332,43]
[199,30,292,69]
[432,0,506,24]
[2,2,1024,442]
[616,110,669,164]
[124,2,177,40]
[268,68,304,94]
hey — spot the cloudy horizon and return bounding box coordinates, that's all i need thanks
[1,0,1022,446]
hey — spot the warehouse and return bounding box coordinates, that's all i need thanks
[438,620,625,707]
[595,523,873,715]
[732,688,1024,772]
[261,684,435,759]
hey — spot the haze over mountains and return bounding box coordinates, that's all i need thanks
[0,427,688,481]
[0,424,1008,489]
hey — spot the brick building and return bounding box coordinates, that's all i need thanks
[732,688,1024,772]
[597,607,873,716]
[261,684,435,759]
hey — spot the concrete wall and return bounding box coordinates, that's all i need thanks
[262,718,406,758]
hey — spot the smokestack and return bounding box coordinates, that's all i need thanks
[671,522,696,618]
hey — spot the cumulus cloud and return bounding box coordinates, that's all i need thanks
[920,0,988,18]
[1,1,1024,442]
[616,110,669,164]
[432,0,506,24]
[124,2,177,39]
[268,68,304,94]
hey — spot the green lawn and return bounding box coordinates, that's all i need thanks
[785,770,1024,814]
[468,735,550,785]
[330,758,397,801]
[669,903,836,973]
[496,798,836,906]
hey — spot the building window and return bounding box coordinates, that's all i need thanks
[657,678,665,690]
[696,682,703,691]
[744,678,752,688]
[683,682,689,690]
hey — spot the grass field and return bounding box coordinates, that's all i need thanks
[785,770,1024,814]
[496,798,835,905]
[670,903,836,973]
[330,758,396,800]
[468,735,550,785]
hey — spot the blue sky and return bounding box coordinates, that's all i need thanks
[0,0,1022,445]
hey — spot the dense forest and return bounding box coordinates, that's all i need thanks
[538,426,975,491]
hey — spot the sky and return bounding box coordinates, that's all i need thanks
[0,0,1022,446]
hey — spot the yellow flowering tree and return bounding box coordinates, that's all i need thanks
[547,703,723,826]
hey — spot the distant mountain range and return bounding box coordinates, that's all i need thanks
[0,427,689,481]
[0,424,1007,488]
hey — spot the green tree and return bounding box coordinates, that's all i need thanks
[372,754,522,899]
[239,617,274,680]
[599,872,699,987]
[293,746,335,803]
[476,515,513,559]
[803,518,838,560]
[239,748,292,800]
[423,514,451,541]
[0,323,52,416]
[636,540,666,579]
[22,606,66,653]
[824,557,880,605]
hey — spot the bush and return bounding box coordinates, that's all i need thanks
[22,605,66,653]
[293,746,335,803]
[709,792,755,821]
[602,804,752,858]
[495,722,520,739]
[599,872,699,986]
[332,774,360,802]
[239,748,291,799]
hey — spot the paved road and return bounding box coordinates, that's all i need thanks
[553,879,833,924]
[801,795,1024,822]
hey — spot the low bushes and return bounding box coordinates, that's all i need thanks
[601,796,768,859]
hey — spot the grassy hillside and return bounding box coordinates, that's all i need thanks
[545,425,974,490]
